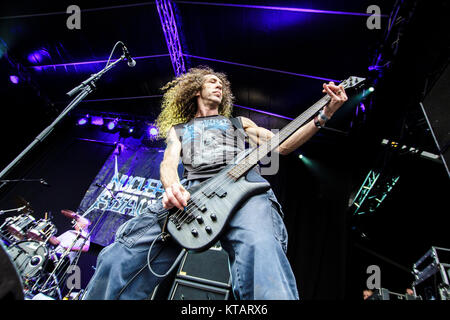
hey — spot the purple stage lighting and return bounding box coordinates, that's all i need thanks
[359,103,366,113]
[9,75,19,84]
[78,118,88,125]
[27,48,50,64]
[148,126,158,137]
[107,120,117,130]
[91,116,104,126]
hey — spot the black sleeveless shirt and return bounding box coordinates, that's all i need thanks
[174,115,247,180]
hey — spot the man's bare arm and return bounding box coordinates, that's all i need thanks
[242,82,348,155]
[160,127,182,189]
[160,127,190,210]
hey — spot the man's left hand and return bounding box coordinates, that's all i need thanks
[322,81,348,118]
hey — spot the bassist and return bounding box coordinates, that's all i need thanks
[83,66,347,300]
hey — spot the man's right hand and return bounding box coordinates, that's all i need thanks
[162,182,191,210]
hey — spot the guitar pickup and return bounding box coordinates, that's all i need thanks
[185,213,195,224]
[169,216,181,230]
[215,186,227,198]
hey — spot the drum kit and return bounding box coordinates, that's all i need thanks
[0,197,90,300]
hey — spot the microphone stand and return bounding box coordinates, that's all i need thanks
[0,54,126,186]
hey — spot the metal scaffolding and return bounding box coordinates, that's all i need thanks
[156,0,186,76]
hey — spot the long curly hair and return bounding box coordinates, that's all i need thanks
[156,66,234,139]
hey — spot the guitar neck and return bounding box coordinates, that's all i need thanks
[228,94,331,179]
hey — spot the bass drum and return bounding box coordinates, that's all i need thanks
[7,241,48,279]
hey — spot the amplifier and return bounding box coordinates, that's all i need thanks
[169,278,230,300]
[176,245,231,288]
[167,243,232,300]
[412,246,450,300]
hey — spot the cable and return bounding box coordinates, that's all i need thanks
[104,41,124,68]
[114,244,164,300]
[147,233,186,278]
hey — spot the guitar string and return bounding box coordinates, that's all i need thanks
[173,94,333,227]
[173,76,361,226]
[172,93,333,228]
[172,93,334,226]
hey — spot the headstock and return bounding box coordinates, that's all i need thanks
[340,76,366,90]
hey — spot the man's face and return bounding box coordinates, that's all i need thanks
[196,74,223,106]
[363,290,372,300]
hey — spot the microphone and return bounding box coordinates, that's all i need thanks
[121,44,136,67]
[40,179,51,187]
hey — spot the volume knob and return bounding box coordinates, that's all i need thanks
[205,226,212,234]
[191,229,198,237]
[196,216,204,224]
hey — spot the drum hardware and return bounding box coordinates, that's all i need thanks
[0,205,27,216]
[27,213,57,243]
[7,214,37,241]
[39,228,85,292]
[0,203,92,299]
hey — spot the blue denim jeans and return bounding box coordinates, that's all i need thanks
[83,174,299,300]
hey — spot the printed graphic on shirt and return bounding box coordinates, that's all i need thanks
[181,117,238,169]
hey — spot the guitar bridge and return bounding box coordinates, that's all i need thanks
[170,212,196,230]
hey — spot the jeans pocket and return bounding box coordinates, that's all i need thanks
[115,213,159,249]
[267,189,285,218]
[269,197,288,253]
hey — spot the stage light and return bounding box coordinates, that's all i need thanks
[148,126,158,137]
[106,119,118,131]
[299,154,304,159]
[119,123,134,138]
[359,102,366,113]
[27,48,50,64]
[368,87,375,93]
[91,116,104,126]
[77,117,88,125]
[9,75,19,84]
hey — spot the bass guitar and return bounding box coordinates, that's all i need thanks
[166,76,366,252]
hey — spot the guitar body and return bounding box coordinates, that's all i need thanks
[166,167,270,252]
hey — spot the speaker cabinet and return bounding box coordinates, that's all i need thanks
[177,246,231,288]
[167,245,232,300]
[169,278,230,300]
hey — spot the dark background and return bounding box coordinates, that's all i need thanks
[0,0,449,300]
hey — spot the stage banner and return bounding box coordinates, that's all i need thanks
[77,139,182,247]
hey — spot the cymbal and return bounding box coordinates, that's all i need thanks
[13,196,33,214]
[60,209,79,220]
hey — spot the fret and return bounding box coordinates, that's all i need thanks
[227,76,366,179]
[229,95,331,179]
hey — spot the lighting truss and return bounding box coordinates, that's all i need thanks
[156,0,186,76]
[351,170,400,215]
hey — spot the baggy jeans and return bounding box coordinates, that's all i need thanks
[83,172,299,300]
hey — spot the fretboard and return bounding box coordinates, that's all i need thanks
[228,94,331,179]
